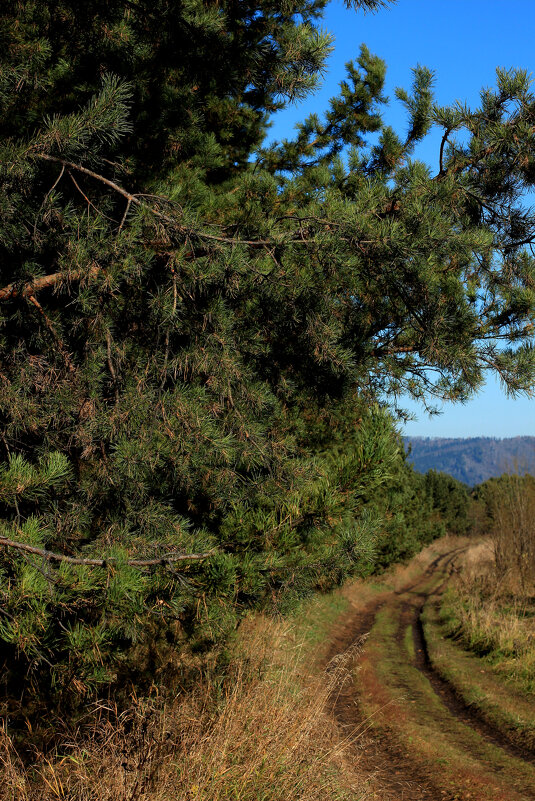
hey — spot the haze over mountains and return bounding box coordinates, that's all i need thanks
[404,436,535,486]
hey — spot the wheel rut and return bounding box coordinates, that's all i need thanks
[411,602,535,766]
[327,546,535,800]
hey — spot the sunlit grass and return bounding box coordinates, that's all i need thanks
[0,598,371,801]
[440,543,535,695]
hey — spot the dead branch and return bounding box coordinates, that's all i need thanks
[0,535,216,567]
[0,265,100,301]
[371,345,418,357]
[68,170,118,223]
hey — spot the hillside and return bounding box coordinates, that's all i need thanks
[404,436,535,486]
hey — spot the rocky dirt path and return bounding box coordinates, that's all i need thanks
[327,544,535,800]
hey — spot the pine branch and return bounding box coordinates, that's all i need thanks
[434,141,498,181]
[36,155,364,248]
[0,535,215,567]
[36,154,277,244]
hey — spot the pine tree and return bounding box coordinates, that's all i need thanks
[1,0,535,714]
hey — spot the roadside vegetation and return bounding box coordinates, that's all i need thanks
[0,579,368,801]
[423,591,535,754]
[439,475,535,695]
[1,475,458,800]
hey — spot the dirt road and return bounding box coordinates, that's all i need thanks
[328,544,535,800]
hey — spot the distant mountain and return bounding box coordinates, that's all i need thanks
[404,436,535,486]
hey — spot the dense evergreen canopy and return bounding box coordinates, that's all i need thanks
[1,0,535,711]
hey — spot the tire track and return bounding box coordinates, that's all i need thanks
[327,546,535,800]
[412,604,535,766]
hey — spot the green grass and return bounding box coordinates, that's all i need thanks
[290,592,350,654]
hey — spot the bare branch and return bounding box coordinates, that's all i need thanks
[118,197,132,233]
[0,535,216,567]
[38,154,140,207]
[37,154,259,243]
[68,170,118,223]
[0,265,100,301]
[438,127,451,176]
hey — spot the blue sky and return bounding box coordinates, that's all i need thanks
[268,0,535,438]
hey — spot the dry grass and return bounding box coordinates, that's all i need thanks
[0,614,370,801]
[440,540,535,693]
[1,539,466,801]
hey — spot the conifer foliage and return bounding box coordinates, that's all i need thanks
[1,0,535,709]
